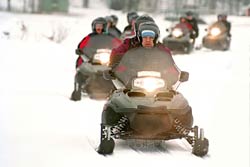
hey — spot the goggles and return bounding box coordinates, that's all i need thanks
[95,23,104,29]
[141,30,156,38]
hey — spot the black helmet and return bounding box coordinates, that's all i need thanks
[105,16,114,23]
[91,17,107,32]
[110,14,118,26]
[137,21,160,44]
[186,11,193,16]
[127,11,138,24]
[217,14,223,20]
[134,14,155,34]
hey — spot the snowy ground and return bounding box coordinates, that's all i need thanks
[0,6,249,167]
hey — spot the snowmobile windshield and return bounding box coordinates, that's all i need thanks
[113,47,180,89]
[82,34,122,59]
[173,23,192,35]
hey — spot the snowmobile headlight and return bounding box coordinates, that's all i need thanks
[133,77,165,92]
[93,49,111,65]
[210,27,221,36]
[172,28,183,38]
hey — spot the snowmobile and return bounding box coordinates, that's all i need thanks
[163,23,195,54]
[97,47,209,156]
[202,21,231,51]
[71,34,122,100]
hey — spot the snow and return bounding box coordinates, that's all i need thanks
[0,6,250,167]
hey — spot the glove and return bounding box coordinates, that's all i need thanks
[103,70,115,80]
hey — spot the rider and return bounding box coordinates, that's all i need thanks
[185,11,199,40]
[98,22,180,154]
[75,17,108,68]
[136,22,180,77]
[71,17,114,101]
[110,21,179,79]
[221,14,231,37]
[109,14,157,68]
[210,14,231,38]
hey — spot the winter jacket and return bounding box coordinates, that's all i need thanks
[222,21,231,37]
[186,18,199,38]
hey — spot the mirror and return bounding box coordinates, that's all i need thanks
[179,71,189,82]
[75,48,83,55]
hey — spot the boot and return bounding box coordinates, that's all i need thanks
[70,72,88,101]
[70,81,81,101]
[97,124,115,155]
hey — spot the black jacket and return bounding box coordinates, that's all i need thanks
[186,18,199,38]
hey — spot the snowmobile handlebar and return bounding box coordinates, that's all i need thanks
[179,71,189,82]
[75,48,83,55]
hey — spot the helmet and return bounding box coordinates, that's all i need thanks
[186,11,193,16]
[91,17,107,32]
[134,14,155,34]
[221,14,227,20]
[110,14,118,26]
[127,11,138,24]
[217,14,223,20]
[137,21,160,44]
[105,16,114,23]
[105,16,114,28]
